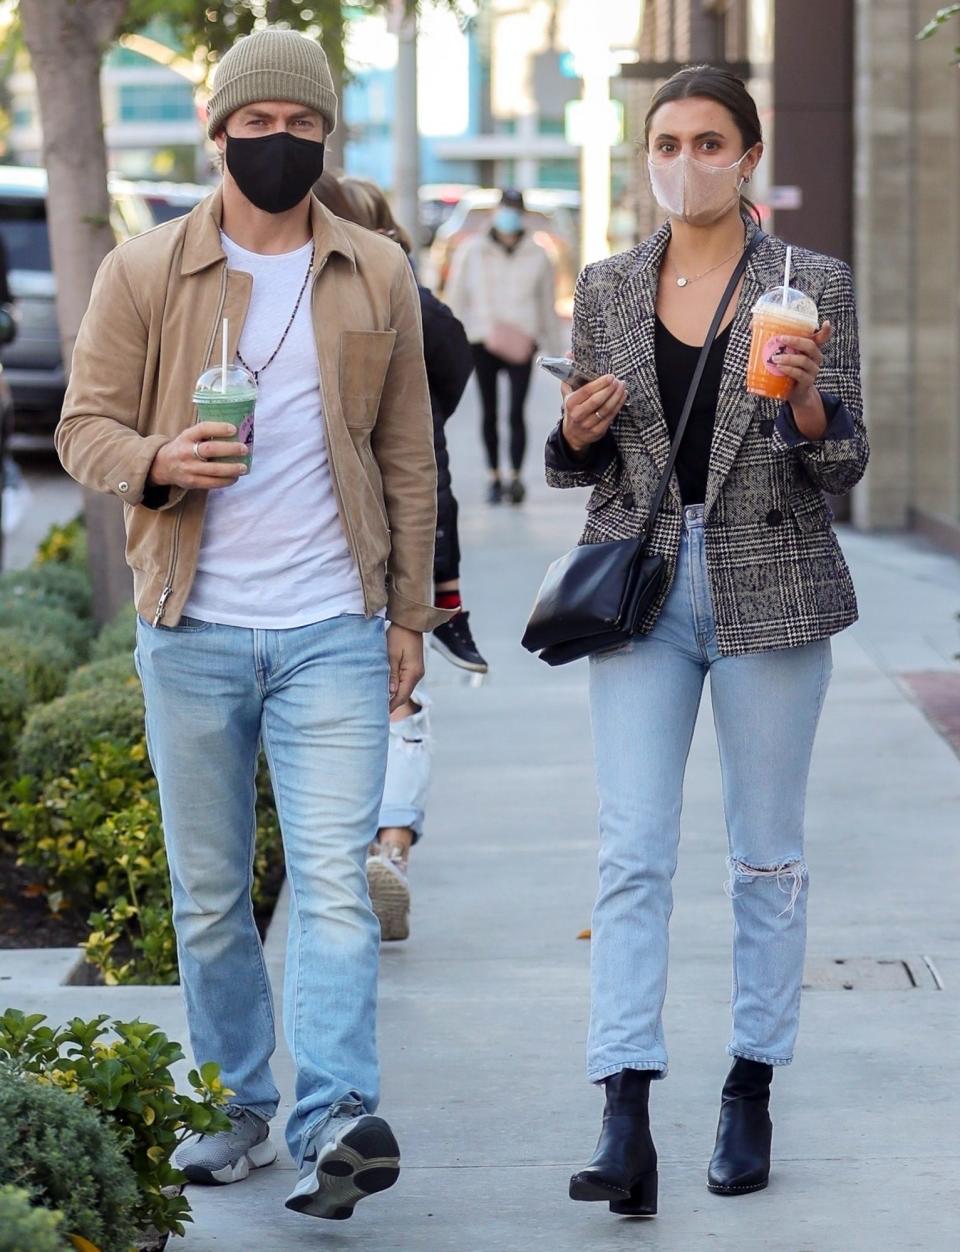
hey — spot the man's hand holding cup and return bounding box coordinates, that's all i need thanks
[148,422,250,491]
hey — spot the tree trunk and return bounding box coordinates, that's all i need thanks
[324,8,347,173]
[19,0,132,624]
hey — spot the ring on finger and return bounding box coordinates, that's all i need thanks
[193,442,207,462]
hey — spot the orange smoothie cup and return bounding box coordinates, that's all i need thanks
[746,287,819,400]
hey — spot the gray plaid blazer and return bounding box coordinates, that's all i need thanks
[545,217,869,656]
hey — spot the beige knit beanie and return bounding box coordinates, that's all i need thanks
[206,28,338,139]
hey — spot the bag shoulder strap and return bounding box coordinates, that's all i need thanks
[641,230,767,545]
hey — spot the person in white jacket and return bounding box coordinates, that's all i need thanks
[445,189,561,504]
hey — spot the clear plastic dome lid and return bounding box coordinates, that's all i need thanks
[194,364,257,395]
[752,286,819,327]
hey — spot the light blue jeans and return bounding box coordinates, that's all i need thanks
[135,612,389,1165]
[378,687,432,842]
[587,504,832,1082]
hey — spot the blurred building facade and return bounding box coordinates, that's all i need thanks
[7,32,205,182]
[852,0,960,544]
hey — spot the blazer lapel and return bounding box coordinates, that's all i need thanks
[609,222,681,508]
[704,229,785,518]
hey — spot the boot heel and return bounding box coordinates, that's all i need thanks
[609,1171,657,1216]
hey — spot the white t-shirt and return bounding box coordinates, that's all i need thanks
[183,234,365,628]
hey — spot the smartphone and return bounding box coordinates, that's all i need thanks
[536,355,601,389]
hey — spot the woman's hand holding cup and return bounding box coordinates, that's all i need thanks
[562,373,628,459]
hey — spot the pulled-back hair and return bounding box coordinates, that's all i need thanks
[644,64,763,225]
[340,177,413,255]
[311,171,360,221]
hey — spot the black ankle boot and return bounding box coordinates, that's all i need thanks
[569,1069,658,1216]
[707,1057,773,1195]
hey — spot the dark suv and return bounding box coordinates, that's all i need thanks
[0,166,153,443]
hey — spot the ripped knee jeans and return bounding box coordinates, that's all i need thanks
[377,686,433,842]
[585,508,832,1082]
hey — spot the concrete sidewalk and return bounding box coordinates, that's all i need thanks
[5,372,959,1251]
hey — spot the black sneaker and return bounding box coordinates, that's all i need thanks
[432,611,489,673]
[509,478,526,505]
[487,479,503,504]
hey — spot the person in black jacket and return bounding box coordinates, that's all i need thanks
[317,174,488,940]
[416,279,484,666]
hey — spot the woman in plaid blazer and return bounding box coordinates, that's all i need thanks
[551,67,869,1218]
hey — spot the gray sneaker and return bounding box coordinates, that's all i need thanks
[285,1113,400,1220]
[176,1107,277,1185]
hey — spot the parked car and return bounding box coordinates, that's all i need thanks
[126,179,210,225]
[0,339,22,550]
[417,183,478,249]
[0,165,153,442]
[425,187,581,316]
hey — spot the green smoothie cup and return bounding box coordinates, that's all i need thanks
[193,364,257,468]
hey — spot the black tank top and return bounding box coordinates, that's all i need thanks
[654,315,731,506]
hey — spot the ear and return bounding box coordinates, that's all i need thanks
[742,142,764,182]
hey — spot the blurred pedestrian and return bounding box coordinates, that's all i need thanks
[445,189,562,505]
[329,173,486,941]
[56,27,447,1224]
[548,66,869,1215]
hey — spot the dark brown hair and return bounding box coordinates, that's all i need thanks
[311,171,360,222]
[340,177,413,255]
[644,64,763,225]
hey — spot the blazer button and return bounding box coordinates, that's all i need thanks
[118,481,129,493]
[766,508,783,527]
[622,492,636,510]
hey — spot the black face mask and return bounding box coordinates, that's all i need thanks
[224,131,326,214]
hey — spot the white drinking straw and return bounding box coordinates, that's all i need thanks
[221,317,229,391]
[781,246,792,306]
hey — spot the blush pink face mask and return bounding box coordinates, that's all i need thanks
[647,152,749,226]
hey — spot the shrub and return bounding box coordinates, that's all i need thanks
[0,1010,233,1241]
[33,517,87,570]
[0,1064,138,1252]
[16,685,145,781]
[5,738,156,918]
[0,628,75,704]
[0,599,94,664]
[0,1185,67,1252]
[0,671,29,776]
[89,604,138,662]
[0,565,93,619]
[66,655,140,696]
[2,739,283,986]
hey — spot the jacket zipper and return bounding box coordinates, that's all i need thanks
[312,257,370,615]
[153,264,229,626]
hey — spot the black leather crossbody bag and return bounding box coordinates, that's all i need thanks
[521,233,764,667]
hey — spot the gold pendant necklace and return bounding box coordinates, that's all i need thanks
[670,243,743,288]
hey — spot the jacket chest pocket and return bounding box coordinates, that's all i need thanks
[339,330,397,429]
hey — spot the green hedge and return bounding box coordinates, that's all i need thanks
[0,1065,138,1252]
[0,628,75,705]
[0,599,94,665]
[0,671,29,777]
[0,1185,67,1252]
[3,735,281,985]
[89,603,138,662]
[66,654,140,695]
[0,1009,233,1242]
[0,565,92,619]
[17,685,145,781]
[33,517,87,570]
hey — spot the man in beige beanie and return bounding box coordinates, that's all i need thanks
[57,26,447,1223]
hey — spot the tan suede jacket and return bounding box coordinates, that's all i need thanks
[57,189,447,633]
